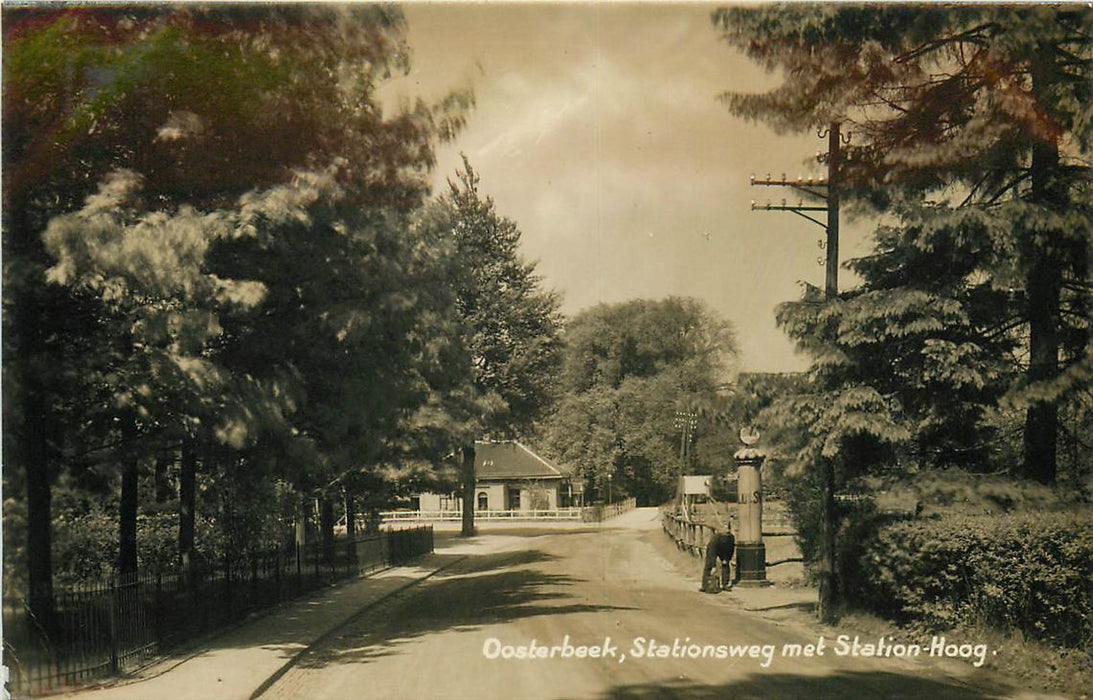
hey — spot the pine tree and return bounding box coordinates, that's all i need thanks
[714,5,1091,484]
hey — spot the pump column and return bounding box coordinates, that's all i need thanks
[734,445,769,586]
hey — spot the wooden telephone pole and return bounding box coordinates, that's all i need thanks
[750,121,842,622]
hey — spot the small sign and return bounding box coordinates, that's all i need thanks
[681,475,711,495]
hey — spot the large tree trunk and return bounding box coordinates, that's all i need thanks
[154,455,172,503]
[178,441,197,579]
[24,387,55,633]
[461,442,476,537]
[1023,253,1060,484]
[9,194,58,632]
[294,496,309,546]
[345,492,356,540]
[320,495,335,565]
[1023,46,1064,484]
[344,491,358,566]
[118,420,140,577]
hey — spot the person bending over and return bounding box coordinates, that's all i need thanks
[701,527,735,593]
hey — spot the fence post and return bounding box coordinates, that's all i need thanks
[155,572,163,651]
[108,576,119,674]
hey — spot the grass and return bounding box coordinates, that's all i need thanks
[646,521,1090,698]
[832,608,1091,698]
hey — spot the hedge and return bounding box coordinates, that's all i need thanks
[844,511,1092,648]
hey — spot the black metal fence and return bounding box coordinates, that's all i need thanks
[2,526,433,697]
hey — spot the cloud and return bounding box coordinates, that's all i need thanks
[405,4,870,372]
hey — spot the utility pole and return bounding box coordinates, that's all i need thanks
[750,121,842,623]
[672,409,698,517]
[674,410,698,465]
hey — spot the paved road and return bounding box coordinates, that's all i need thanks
[258,508,1021,700]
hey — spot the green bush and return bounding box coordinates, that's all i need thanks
[847,511,1092,648]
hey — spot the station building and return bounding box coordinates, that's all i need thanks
[416,440,584,511]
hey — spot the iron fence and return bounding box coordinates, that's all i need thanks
[2,526,433,697]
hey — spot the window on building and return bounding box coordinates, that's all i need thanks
[477,492,489,510]
[509,488,521,510]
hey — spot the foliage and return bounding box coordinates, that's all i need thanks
[2,5,470,598]
[713,4,1091,488]
[846,510,1092,648]
[713,7,1092,625]
[407,159,564,535]
[425,157,565,438]
[542,297,738,504]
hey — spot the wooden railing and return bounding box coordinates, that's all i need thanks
[662,499,797,558]
[662,510,719,557]
[584,497,637,522]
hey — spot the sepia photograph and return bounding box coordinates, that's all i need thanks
[2,2,1090,698]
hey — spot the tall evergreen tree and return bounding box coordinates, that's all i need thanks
[423,158,564,535]
[713,5,1091,485]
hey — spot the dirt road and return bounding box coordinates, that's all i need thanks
[259,508,1020,700]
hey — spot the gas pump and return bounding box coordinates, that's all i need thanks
[735,427,770,586]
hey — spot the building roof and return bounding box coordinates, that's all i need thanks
[475,440,570,481]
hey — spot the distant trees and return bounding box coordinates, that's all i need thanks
[542,298,738,505]
[3,5,469,623]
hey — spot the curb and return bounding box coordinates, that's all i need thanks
[248,555,467,699]
[38,562,398,698]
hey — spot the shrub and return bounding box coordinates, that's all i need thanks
[847,511,1092,648]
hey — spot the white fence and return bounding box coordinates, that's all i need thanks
[381,498,637,524]
[381,508,584,522]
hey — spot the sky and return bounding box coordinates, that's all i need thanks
[383,2,875,373]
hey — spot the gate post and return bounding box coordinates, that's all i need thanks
[735,434,770,586]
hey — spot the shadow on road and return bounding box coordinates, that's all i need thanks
[600,670,1009,699]
[292,544,636,670]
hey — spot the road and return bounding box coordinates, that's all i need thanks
[258,508,1021,700]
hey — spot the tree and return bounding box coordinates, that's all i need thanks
[713,5,1091,622]
[3,4,467,617]
[713,5,1090,485]
[422,158,564,535]
[543,298,738,505]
